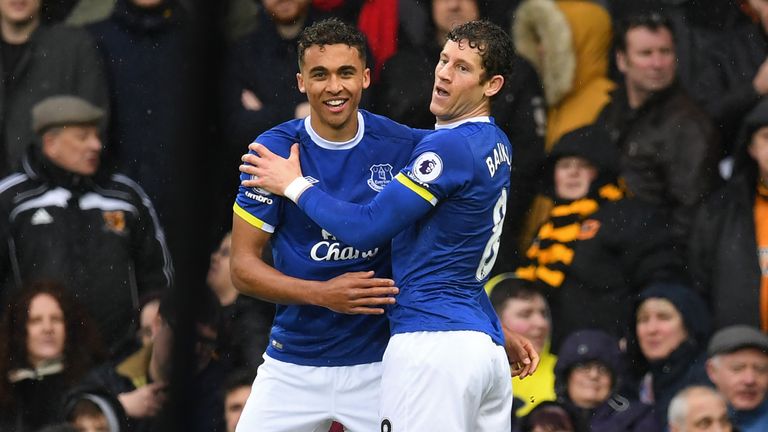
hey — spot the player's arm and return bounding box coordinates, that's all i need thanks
[230,212,399,315]
[242,143,435,251]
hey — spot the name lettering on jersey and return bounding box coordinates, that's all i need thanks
[245,190,274,205]
[485,142,511,177]
[367,164,394,192]
[311,230,379,261]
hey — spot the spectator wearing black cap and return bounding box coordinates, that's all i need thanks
[515,124,681,351]
[554,329,660,432]
[628,283,713,427]
[706,325,768,432]
[0,94,173,355]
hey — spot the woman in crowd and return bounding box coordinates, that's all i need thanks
[628,282,713,427]
[0,280,105,431]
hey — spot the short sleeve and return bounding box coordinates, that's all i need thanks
[233,127,296,233]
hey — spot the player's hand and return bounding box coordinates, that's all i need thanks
[240,143,303,196]
[314,271,399,315]
[118,382,167,418]
[503,326,539,379]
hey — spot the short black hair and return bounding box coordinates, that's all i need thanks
[445,19,514,84]
[489,277,544,314]
[615,12,675,53]
[297,18,367,67]
[222,368,257,397]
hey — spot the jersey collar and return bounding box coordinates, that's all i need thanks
[304,111,365,150]
[434,116,491,130]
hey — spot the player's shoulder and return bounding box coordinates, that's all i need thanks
[255,118,306,156]
[360,109,430,144]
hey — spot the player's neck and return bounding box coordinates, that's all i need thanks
[435,105,490,126]
[309,114,360,143]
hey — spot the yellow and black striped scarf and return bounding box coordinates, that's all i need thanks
[516,183,623,288]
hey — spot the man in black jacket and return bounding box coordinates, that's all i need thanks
[0,95,172,355]
[598,13,719,256]
[689,98,768,331]
[0,0,108,176]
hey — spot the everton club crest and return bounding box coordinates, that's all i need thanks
[367,164,394,192]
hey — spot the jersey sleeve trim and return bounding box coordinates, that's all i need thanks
[233,203,275,233]
[395,173,437,206]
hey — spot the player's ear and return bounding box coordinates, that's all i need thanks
[362,68,371,90]
[484,75,504,98]
[297,72,306,94]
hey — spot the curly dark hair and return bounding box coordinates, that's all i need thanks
[0,280,106,410]
[445,19,515,84]
[297,18,367,67]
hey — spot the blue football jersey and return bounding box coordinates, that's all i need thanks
[233,110,425,366]
[295,117,512,346]
[389,118,511,345]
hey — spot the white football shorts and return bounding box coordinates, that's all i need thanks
[235,353,382,432]
[379,331,512,432]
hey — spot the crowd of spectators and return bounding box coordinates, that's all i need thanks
[0,0,767,430]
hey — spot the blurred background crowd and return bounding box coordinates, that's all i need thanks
[0,0,767,431]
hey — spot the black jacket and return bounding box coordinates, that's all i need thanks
[0,147,173,353]
[688,98,766,330]
[0,24,109,176]
[627,283,713,427]
[0,371,76,431]
[87,0,189,225]
[693,22,768,153]
[598,83,720,253]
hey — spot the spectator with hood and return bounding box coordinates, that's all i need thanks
[554,329,660,432]
[61,384,128,432]
[515,125,680,350]
[512,0,615,251]
[689,97,768,332]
